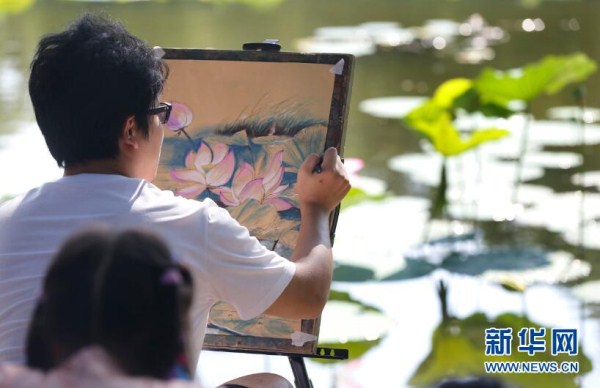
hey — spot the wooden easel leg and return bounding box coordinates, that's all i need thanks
[288,356,312,388]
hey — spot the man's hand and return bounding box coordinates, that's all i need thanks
[297,147,351,213]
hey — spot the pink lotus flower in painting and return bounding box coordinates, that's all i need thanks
[170,142,235,198]
[215,150,293,211]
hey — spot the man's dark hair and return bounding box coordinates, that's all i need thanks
[28,13,168,168]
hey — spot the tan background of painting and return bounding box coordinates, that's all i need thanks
[161,59,336,136]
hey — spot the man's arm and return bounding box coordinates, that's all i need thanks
[264,147,350,319]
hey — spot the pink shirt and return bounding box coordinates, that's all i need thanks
[0,347,202,388]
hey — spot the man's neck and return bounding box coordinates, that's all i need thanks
[63,159,129,177]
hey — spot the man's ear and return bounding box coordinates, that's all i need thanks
[121,116,139,150]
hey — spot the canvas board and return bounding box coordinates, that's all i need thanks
[155,47,354,355]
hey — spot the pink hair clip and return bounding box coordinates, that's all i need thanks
[160,268,183,286]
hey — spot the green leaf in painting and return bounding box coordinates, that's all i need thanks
[226,199,296,240]
[281,126,327,170]
[251,135,292,145]
[204,130,250,147]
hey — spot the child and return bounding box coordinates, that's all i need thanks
[1,227,200,386]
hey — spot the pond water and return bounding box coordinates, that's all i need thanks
[1,1,600,387]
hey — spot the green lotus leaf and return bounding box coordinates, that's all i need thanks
[341,187,388,210]
[405,100,510,157]
[404,100,448,143]
[328,289,381,313]
[455,128,510,154]
[542,53,597,94]
[333,263,376,282]
[499,278,527,293]
[432,78,473,109]
[475,53,597,107]
[453,87,518,118]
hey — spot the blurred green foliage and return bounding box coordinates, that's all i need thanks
[340,186,387,210]
[475,53,597,108]
[5,0,286,11]
[404,78,510,158]
[0,0,35,14]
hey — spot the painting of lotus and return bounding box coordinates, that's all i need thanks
[155,48,354,355]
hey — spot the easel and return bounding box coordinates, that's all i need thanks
[156,40,354,387]
[205,346,348,387]
[288,347,349,388]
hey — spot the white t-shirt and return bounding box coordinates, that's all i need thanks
[0,174,295,367]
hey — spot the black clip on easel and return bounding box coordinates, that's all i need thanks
[243,39,282,52]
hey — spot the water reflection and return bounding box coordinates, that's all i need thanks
[572,280,600,304]
[297,13,507,64]
[358,96,428,119]
[522,17,546,32]
[384,133,600,251]
[297,26,377,57]
[334,196,590,285]
[547,106,600,124]
[359,21,415,49]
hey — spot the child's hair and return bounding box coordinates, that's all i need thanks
[25,227,193,379]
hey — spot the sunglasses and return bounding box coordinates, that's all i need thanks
[148,102,172,124]
[149,101,195,146]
